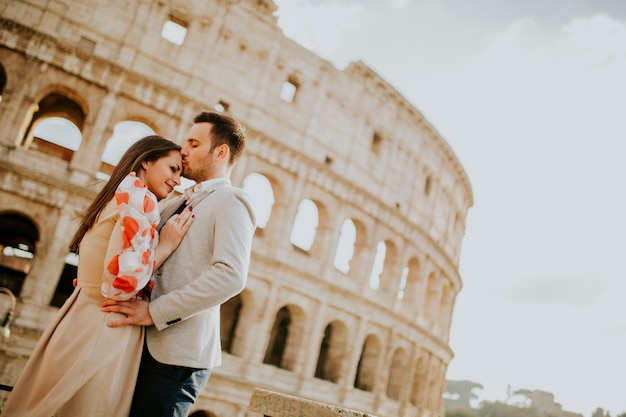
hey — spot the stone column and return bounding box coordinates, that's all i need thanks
[69,91,117,175]
[0,56,41,148]
[20,206,76,305]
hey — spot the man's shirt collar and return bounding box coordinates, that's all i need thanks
[183,178,230,201]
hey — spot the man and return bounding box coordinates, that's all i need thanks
[102,111,256,417]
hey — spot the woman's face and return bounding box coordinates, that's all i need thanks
[141,150,182,200]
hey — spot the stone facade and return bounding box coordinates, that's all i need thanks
[0,1,473,416]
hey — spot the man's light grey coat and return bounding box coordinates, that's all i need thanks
[148,178,256,369]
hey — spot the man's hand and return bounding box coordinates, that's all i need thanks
[101,298,154,327]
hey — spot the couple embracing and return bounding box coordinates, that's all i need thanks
[1,111,256,417]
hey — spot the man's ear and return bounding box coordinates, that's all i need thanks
[215,144,230,163]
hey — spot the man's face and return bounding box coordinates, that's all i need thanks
[180,122,216,182]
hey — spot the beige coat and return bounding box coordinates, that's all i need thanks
[1,199,146,417]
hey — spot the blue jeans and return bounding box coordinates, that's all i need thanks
[129,344,211,417]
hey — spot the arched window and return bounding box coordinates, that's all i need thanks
[380,240,397,291]
[424,175,432,196]
[220,293,243,355]
[369,241,386,289]
[263,306,291,368]
[410,355,427,406]
[289,199,318,251]
[262,304,305,372]
[437,284,449,325]
[314,320,347,383]
[386,347,406,400]
[437,283,455,332]
[425,358,437,409]
[21,93,86,161]
[189,411,217,417]
[0,63,6,105]
[242,173,274,229]
[98,121,156,178]
[400,257,421,303]
[50,251,78,307]
[424,272,438,321]
[29,117,82,161]
[397,266,409,300]
[333,218,356,274]
[354,334,380,392]
[0,213,39,296]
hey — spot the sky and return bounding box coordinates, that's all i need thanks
[273,0,626,415]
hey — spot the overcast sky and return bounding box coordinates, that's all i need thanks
[273,0,626,414]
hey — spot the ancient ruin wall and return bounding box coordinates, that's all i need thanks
[0,1,473,416]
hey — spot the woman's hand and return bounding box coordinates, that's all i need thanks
[155,206,194,266]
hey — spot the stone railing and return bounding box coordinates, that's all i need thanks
[248,388,378,417]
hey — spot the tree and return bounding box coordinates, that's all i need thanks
[446,409,481,417]
[592,408,606,417]
[478,401,542,417]
[445,379,484,409]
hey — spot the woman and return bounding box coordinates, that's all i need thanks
[1,135,193,417]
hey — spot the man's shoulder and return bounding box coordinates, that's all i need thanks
[213,184,249,200]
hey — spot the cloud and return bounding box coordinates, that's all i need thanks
[386,0,410,9]
[504,275,609,306]
[272,5,626,413]
[273,0,364,66]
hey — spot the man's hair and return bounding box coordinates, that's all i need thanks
[193,111,246,164]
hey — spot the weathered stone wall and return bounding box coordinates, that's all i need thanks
[0,1,472,416]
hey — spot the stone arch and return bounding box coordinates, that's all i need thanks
[98,120,157,177]
[368,239,397,291]
[243,172,275,230]
[423,271,438,321]
[353,334,380,392]
[263,305,290,368]
[369,240,386,289]
[263,303,306,371]
[0,62,6,103]
[441,283,457,332]
[221,291,243,355]
[314,320,348,383]
[32,84,90,125]
[50,251,78,308]
[347,217,369,279]
[289,198,318,251]
[333,218,356,274]
[410,353,427,406]
[401,256,422,304]
[19,90,87,161]
[426,354,440,410]
[189,411,217,417]
[0,212,40,296]
[386,347,407,400]
[437,282,450,328]
[222,288,262,358]
[379,239,397,292]
[424,174,433,196]
[431,358,447,410]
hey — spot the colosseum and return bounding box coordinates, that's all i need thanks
[0,0,473,416]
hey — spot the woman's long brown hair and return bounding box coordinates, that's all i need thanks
[68,135,181,253]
